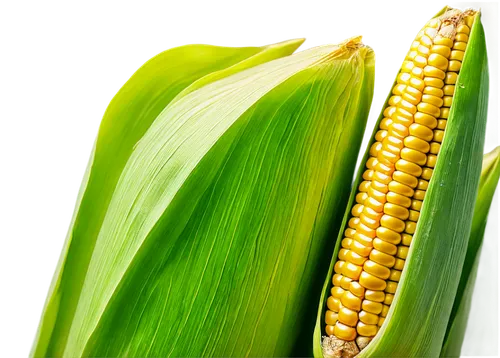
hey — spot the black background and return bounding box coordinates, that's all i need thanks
[25,0,452,342]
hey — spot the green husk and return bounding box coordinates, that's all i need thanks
[33,38,375,357]
[30,39,305,358]
[314,9,489,358]
[441,146,500,358]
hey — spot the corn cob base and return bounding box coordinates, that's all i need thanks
[321,8,476,358]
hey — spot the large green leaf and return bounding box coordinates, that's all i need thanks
[31,39,304,358]
[441,146,500,358]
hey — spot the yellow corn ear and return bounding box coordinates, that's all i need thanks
[315,6,489,358]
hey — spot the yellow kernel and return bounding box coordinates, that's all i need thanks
[417,102,441,118]
[350,240,372,257]
[430,142,441,155]
[373,237,398,255]
[412,66,424,79]
[440,107,450,119]
[325,310,338,325]
[394,258,405,271]
[433,37,454,47]
[341,276,353,290]
[368,187,387,206]
[359,271,387,291]
[453,41,467,51]
[389,95,401,107]
[448,60,462,72]
[371,180,389,193]
[375,131,387,143]
[385,281,398,294]
[397,246,409,259]
[339,248,349,261]
[362,300,383,315]
[430,45,451,58]
[456,33,469,43]
[339,306,359,327]
[428,53,448,71]
[331,286,345,299]
[384,203,409,221]
[408,210,419,222]
[348,217,360,229]
[405,221,417,234]
[356,192,368,204]
[450,50,464,62]
[341,290,362,311]
[393,83,407,95]
[359,181,370,192]
[357,222,376,238]
[365,290,385,303]
[426,154,437,168]
[363,206,384,222]
[465,16,474,28]
[378,149,398,165]
[404,136,430,154]
[424,76,444,88]
[357,322,378,337]
[346,250,368,266]
[417,179,429,190]
[378,317,385,327]
[421,167,433,180]
[364,197,384,213]
[423,65,446,80]
[398,72,412,85]
[384,293,395,305]
[401,60,414,73]
[402,233,413,246]
[457,24,470,35]
[395,159,423,178]
[413,189,426,201]
[362,168,374,181]
[406,50,417,61]
[401,147,427,166]
[420,33,434,46]
[443,85,455,96]
[387,191,413,208]
[414,112,437,129]
[359,310,379,325]
[334,260,345,274]
[370,249,396,268]
[409,77,425,91]
[402,92,420,106]
[417,44,430,56]
[393,171,418,188]
[437,119,447,130]
[389,123,410,138]
[410,123,434,142]
[354,231,374,247]
[388,180,414,198]
[370,142,382,157]
[376,227,401,245]
[334,322,357,341]
[411,199,423,211]
[342,238,352,249]
[443,96,453,107]
[327,296,340,311]
[364,260,391,280]
[333,273,343,286]
[350,281,366,298]
[377,213,410,232]
[423,86,444,97]
[352,203,364,217]
[400,99,417,114]
[373,172,392,186]
[422,94,443,107]
[427,20,439,29]
[380,305,390,318]
[324,324,336,338]
[414,55,427,68]
[445,72,458,85]
[434,130,445,143]
[380,117,393,130]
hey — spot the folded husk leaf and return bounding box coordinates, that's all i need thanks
[33,38,375,357]
[441,146,500,358]
[30,39,305,358]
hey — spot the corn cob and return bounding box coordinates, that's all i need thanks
[322,8,478,356]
